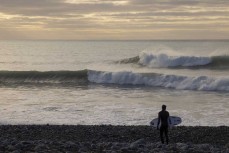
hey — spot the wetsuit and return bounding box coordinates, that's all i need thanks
[157,110,170,144]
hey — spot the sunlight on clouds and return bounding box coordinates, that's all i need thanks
[0,13,20,20]
[112,1,128,5]
[181,6,229,13]
[65,0,101,4]
[65,0,128,5]
[0,0,229,40]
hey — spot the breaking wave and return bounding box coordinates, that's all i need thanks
[0,70,229,91]
[88,70,229,91]
[119,53,229,69]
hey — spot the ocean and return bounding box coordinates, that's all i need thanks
[0,40,228,126]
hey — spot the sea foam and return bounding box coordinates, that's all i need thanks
[119,52,229,69]
[0,70,228,91]
[139,52,212,67]
[88,70,229,91]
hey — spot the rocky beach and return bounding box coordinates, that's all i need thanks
[0,125,228,152]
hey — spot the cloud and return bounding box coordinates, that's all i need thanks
[0,0,229,40]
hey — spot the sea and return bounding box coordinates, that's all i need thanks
[0,40,228,126]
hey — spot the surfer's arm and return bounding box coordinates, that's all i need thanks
[157,113,160,127]
[168,113,172,125]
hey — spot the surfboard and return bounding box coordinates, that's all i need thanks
[150,116,182,127]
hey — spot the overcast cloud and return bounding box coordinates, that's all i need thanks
[0,0,228,40]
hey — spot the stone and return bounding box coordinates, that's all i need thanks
[176,143,188,151]
[11,150,21,153]
[199,144,211,151]
[64,141,76,148]
[225,143,229,148]
[120,147,131,153]
[111,144,120,150]
[78,147,88,152]
[2,139,11,146]
[7,145,16,151]
[129,138,146,149]
[34,144,48,152]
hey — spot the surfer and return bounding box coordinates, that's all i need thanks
[157,105,171,144]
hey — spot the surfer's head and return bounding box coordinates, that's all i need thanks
[162,105,166,110]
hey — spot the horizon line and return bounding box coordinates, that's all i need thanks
[0,39,229,41]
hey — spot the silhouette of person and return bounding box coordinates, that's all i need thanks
[157,105,171,144]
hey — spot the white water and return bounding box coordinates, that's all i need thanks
[0,40,228,126]
[88,70,229,91]
[139,52,212,67]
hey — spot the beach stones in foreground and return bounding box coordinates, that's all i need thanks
[0,139,228,153]
[0,125,228,152]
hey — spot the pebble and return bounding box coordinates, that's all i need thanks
[0,140,227,152]
[129,138,146,149]
[0,125,227,152]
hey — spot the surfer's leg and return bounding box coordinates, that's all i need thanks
[165,126,169,144]
[160,126,164,144]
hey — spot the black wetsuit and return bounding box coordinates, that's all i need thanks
[158,110,170,144]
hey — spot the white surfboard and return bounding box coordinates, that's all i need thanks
[150,116,182,127]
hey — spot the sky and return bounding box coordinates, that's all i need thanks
[0,0,229,40]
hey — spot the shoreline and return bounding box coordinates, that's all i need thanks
[0,125,228,152]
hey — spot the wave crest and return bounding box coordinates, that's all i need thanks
[0,70,88,84]
[118,56,139,64]
[118,53,229,69]
[210,56,229,68]
[139,52,211,67]
[1,70,229,91]
[88,70,229,91]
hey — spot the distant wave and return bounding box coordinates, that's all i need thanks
[118,56,140,64]
[0,70,88,84]
[209,56,229,68]
[0,70,229,91]
[118,53,229,69]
